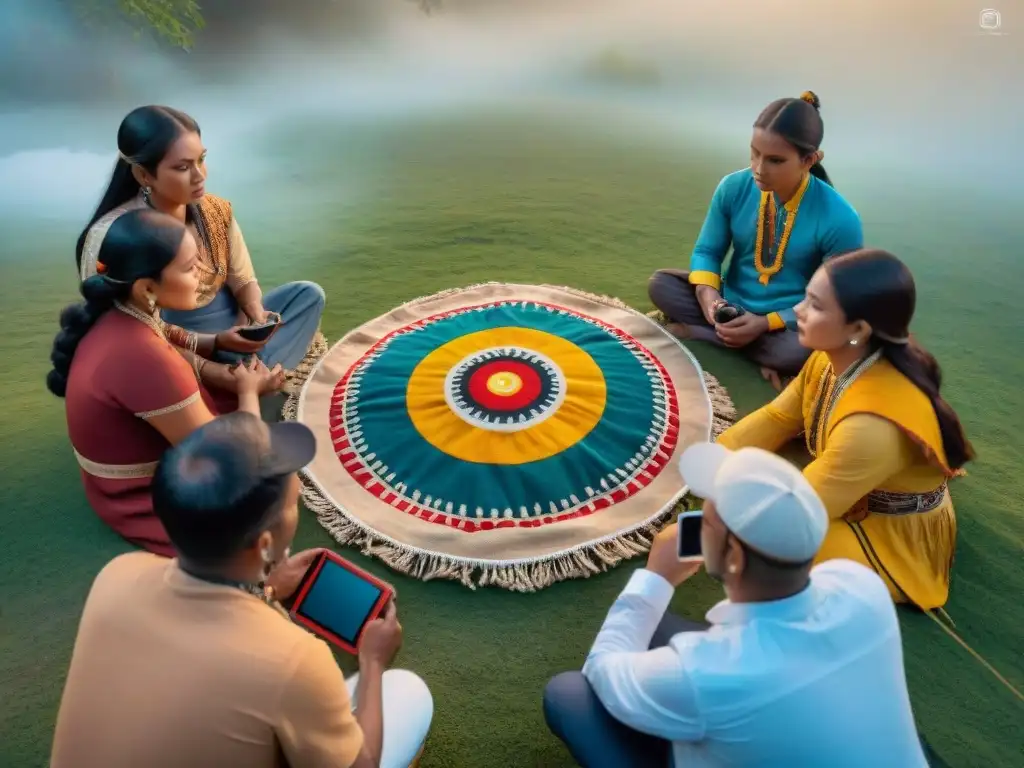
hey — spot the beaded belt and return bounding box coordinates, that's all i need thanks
[866,484,947,516]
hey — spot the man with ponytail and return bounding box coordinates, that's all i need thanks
[49,208,280,556]
[715,249,973,610]
[649,91,864,388]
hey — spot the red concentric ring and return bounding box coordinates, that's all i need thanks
[328,299,682,534]
[467,360,542,411]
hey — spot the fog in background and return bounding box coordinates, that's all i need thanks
[0,0,1019,222]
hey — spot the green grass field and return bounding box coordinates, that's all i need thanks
[0,108,1021,767]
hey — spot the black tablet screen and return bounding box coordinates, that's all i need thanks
[297,559,384,644]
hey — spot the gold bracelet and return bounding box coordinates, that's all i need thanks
[187,331,205,382]
[166,325,190,348]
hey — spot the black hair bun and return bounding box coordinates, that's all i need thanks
[80,274,122,303]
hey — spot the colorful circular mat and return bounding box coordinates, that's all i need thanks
[288,284,733,591]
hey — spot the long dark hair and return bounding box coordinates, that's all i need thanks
[825,249,974,470]
[74,106,200,271]
[754,91,832,186]
[49,209,188,398]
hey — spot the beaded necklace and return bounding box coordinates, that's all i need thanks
[140,193,222,278]
[805,350,883,457]
[754,173,810,286]
[178,564,270,602]
[114,299,165,338]
[114,300,203,382]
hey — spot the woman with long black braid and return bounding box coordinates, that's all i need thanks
[77,105,326,383]
[48,208,278,555]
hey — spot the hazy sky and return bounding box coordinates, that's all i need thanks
[0,0,1019,218]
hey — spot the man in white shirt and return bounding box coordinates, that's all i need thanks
[544,443,928,767]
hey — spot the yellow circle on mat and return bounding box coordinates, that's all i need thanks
[487,371,522,396]
[406,327,607,465]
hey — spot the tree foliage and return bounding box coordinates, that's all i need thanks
[69,0,439,50]
[69,0,205,49]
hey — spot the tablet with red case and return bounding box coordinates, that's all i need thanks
[289,550,394,655]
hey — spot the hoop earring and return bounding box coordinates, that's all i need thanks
[260,548,273,580]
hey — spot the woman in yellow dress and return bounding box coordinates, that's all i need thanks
[716,248,973,610]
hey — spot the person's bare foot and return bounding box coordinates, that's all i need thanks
[664,322,693,340]
[760,367,783,391]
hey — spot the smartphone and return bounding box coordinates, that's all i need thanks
[676,511,703,562]
[289,551,395,655]
[238,316,280,342]
[714,303,746,324]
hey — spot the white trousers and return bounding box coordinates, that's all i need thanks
[345,669,433,768]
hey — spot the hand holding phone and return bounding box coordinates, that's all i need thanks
[646,519,703,587]
[676,511,704,562]
[237,312,281,342]
[215,327,267,354]
[713,303,746,324]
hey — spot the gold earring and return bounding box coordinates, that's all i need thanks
[146,294,156,313]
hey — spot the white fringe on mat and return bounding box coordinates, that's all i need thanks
[281,284,736,592]
[282,330,330,397]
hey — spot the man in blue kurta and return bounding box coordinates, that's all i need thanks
[648,166,863,382]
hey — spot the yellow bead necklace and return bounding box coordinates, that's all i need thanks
[753,173,810,285]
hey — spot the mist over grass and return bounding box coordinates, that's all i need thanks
[0,5,1021,767]
[0,0,1018,225]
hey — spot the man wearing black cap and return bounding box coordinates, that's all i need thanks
[51,412,433,768]
[544,443,926,767]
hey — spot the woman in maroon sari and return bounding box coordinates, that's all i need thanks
[47,208,281,556]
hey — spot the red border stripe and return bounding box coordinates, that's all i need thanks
[326,301,680,533]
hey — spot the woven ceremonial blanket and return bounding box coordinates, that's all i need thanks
[285,283,734,591]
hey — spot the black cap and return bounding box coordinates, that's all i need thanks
[262,420,317,475]
[199,411,317,478]
[152,413,317,564]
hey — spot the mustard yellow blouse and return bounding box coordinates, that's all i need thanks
[718,378,944,518]
[718,351,957,610]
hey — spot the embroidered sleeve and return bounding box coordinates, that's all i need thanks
[688,175,735,291]
[717,372,805,451]
[226,218,258,292]
[804,414,916,519]
[109,338,202,419]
